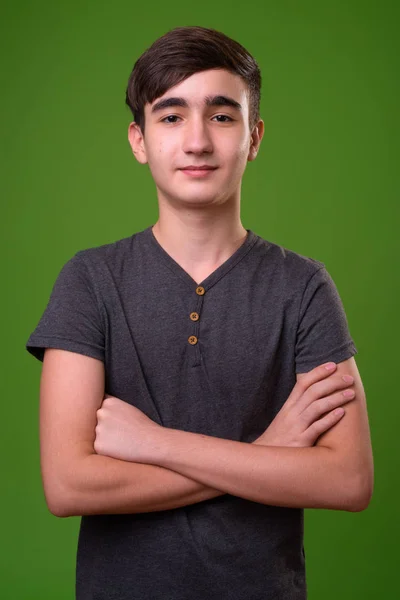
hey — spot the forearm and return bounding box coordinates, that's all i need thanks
[149,429,362,511]
[55,454,224,517]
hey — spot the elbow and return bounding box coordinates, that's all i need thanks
[325,446,374,512]
[44,485,73,518]
[344,467,374,513]
[47,499,70,518]
[41,454,95,518]
[348,482,374,513]
[42,473,77,518]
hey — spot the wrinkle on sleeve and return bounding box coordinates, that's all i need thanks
[295,266,357,374]
[26,252,105,363]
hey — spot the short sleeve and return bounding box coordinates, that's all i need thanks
[26,252,105,363]
[295,266,357,373]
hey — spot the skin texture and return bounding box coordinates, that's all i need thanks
[128,68,264,283]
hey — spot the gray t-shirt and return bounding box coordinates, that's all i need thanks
[26,225,357,600]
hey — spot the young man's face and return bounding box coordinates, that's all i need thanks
[128,68,263,209]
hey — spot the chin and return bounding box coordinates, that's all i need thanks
[177,194,221,206]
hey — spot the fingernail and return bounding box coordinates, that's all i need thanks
[325,362,336,370]
[342,389,355,397]
[342,375,354,383]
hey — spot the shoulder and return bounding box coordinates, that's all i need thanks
[73,230,140,265]
[252,230,327,286]
[66,228,149,281]
[52,229,148,302]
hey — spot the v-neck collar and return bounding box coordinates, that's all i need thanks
[145,224,258,290]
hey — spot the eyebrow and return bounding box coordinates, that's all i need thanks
[150,94,243,114]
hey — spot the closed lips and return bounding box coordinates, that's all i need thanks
[180,166,217,170]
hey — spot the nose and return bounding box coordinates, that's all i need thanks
[182,115,213,155]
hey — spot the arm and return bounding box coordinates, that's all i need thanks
[133,358,373,512]
[65,456,224,516]
[42,349,372,516]
[299,357,374,488]
[40,348,225,518]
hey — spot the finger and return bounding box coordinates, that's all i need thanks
[285,362,337,408]
[302,374,355,412]
[301,388,355,425]
[305,407,346,444]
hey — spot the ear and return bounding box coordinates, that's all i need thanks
[128,122,148,165]
[247,119,264,162]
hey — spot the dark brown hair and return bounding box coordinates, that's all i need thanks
[125,26,262,136]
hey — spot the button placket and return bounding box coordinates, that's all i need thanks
[187,287,205,360]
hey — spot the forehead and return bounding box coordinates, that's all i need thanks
[146,69,248,114]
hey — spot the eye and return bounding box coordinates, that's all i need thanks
[161,115,181,124]
[160,114,234,124]
[212,115,233,123]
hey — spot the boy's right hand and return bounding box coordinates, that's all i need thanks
[253,362,355,448]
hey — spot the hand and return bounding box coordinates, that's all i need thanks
[94,394,163,463]
[253,363,355,448]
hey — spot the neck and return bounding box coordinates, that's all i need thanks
[151,207,246,263]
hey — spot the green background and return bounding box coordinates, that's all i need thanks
[2,0,398,598]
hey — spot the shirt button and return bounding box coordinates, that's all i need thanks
[190,312,199,321]
[188,335,198,345]
[195,286,205,296]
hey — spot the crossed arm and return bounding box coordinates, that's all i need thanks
[39,349,373,517]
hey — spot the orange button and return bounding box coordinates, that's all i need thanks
[195,286,205,296]
[188,335,198,345]
[190,312,199,321]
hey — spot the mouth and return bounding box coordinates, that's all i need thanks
[179,166,218,177]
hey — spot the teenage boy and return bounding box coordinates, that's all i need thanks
[26,25,373,600]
